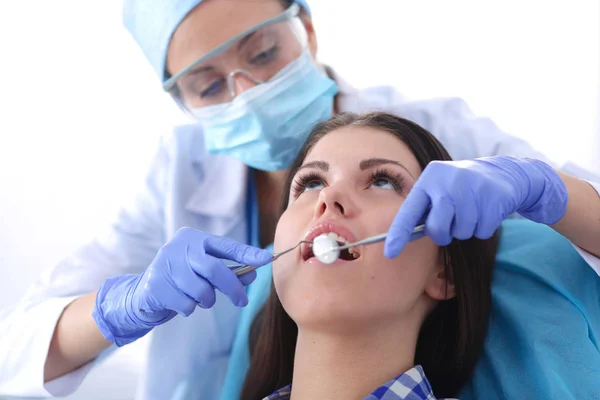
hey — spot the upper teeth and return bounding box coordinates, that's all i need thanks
[327,232,346,243]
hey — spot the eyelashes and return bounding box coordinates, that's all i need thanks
[291,171,323,199]
[369,168,406,193]
[290,168,406,199]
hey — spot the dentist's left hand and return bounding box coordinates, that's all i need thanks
[384,156,568,258]
[92,228,272,347]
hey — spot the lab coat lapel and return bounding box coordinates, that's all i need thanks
[325,66,361,113]
[184,154,248,238]
[146,143,251,400]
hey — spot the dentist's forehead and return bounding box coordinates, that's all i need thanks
[167,0,286,73]
[304,126,423,179]
[124,0,312,82]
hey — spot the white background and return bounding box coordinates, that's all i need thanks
[0,1,598,399]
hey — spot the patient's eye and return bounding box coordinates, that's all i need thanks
[305,180,324,191]
[368,169,406,193]
[371,177,394,189]
[292,172,325,198]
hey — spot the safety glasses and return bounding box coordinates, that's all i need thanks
[163,4,307,110]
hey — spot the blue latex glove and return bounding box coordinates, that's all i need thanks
[384,156,568,258]
[92,228,272,346]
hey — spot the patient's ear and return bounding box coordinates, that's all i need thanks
[424,252,455,301]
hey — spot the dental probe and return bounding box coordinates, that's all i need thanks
[229,224,425,274]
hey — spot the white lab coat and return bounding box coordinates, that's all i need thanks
[1,70,599,399]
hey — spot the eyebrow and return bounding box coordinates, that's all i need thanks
[187,31,258,78]
[359,158,414,178]
[237,31,257,51]
[298,158,414,178]
[188,65,214,77]
[298,160,329,172]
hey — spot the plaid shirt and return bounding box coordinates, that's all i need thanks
[262,365,457,400]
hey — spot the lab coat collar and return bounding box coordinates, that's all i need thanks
[324,64,357,96]
[324,64,363,113]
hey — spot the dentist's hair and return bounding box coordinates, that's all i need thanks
[241,112,500,399]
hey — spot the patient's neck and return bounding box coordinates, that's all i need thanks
[290,320,418,400]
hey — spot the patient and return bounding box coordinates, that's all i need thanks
[241,112,500,400]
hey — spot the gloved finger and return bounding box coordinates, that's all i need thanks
[451,189,479,240]
[149,283,198,317]
[203,234,273,266]
[189,254,248,307]
[425,196,455,246]
[474,208,503,239]
[170,267,217,309]
[385,188,431,258]
[238,269,257,286]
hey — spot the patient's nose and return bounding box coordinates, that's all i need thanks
[314,186,346,219]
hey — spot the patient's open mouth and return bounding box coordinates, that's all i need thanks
[302,232,360,262]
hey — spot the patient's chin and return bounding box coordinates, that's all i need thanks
[274,258,406,333]
[281,289,383,334]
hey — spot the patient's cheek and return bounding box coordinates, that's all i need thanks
[402,236,438,258]
[272,254,299,315]
[272,260,285,288]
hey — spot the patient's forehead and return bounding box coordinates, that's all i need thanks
[305,126,422,178]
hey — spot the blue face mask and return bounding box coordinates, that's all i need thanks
[192,51,339,171]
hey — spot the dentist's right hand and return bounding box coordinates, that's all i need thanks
[92,228,272,347]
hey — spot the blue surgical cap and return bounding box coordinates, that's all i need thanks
[123,0,311,83]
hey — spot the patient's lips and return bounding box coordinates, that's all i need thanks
[301,221,361,263]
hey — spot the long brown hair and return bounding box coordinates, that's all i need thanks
[242,112,499,399]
